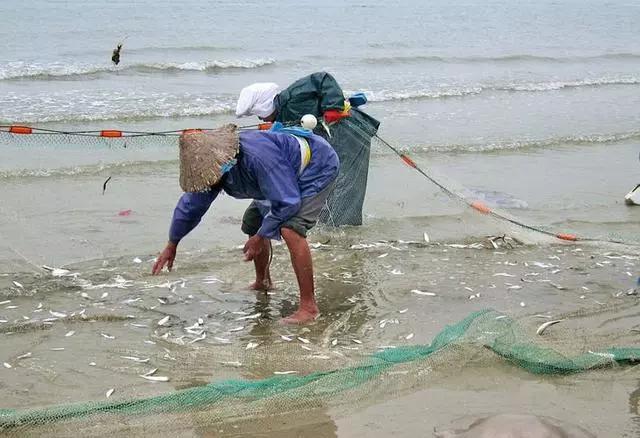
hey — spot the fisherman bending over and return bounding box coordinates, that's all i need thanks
[152,124,338,324]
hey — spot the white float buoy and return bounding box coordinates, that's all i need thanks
[301,114,317,130]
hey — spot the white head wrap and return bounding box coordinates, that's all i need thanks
[235,83,280,118]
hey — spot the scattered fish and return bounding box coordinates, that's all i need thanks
[493,273,515,277]
[405,333,414,340]
[352,339,362,344]
[245,342,259,350]
[12,281,24,289]
[423,232,430,243]
[331,339,338,346]
[133,257,142,264]
[17,352,32,360]
[120,356,149,363]
[65,331,75,337]
[188,333,206,344]
[300,345,312,351]
[280,335,292,342]
[139,375,169,382]
[507,285,522,290]
[143,368,158,376]
[411,289,436,296]
[236,313,261,321]
[398,308,408,314]
[297,337,310,344]
[273,371,297,375]
[390,269,404,275]
[101,292,109,299]
[229,326,244,332]
[520,302,526,307]
[106,388,115,398]
[49,311,67,318]
[378,253,389,258]
[214,337,231,343]
[549,283,567,290]
[6,305,18,309]
[536,319,564,336]
[0,300,10,306]
[3,362,12,369]
[157,316,170,326]
[100,333,115,339]
[220,361,242,367]
[89,362,96,366]
[51,348,65,351]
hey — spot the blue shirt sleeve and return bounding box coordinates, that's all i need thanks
[169,189,220,243]
[252,156,302,240]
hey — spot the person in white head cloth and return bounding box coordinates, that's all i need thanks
[235,72,380,228]
[235,82,281,121]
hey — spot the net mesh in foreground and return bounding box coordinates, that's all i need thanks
[0,308,638,436]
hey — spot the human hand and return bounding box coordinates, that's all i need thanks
[152,242,177,275]
[243,235,266,262]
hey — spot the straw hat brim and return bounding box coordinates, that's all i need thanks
[179,124,240,192]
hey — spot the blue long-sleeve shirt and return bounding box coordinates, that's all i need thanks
[168,130,339,242]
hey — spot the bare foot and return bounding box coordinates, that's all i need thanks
[281,306,319,324]
[249,279,273,291]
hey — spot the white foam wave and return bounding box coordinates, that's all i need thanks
[0,90,236,123]
[354,76,640,103]
[0,58,276,80]
[406,131,640,154]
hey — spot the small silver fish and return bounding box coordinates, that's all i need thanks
[106,388,115,398]
[120,356,149,363]
[157,316,170,326]
[139,375,169,382]
[411,289,436,296]
[235,313,261,321]
[536,319,564,336]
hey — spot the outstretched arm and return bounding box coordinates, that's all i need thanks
[152,190,219,274]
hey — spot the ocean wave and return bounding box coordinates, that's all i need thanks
[362,53,640,65]
[0,90,237,123]
[405,131,640,154]
[0,58,276,80]
[0,159,177,180]
[357,76,640,103]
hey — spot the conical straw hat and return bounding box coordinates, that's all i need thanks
[179,124,239,192]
